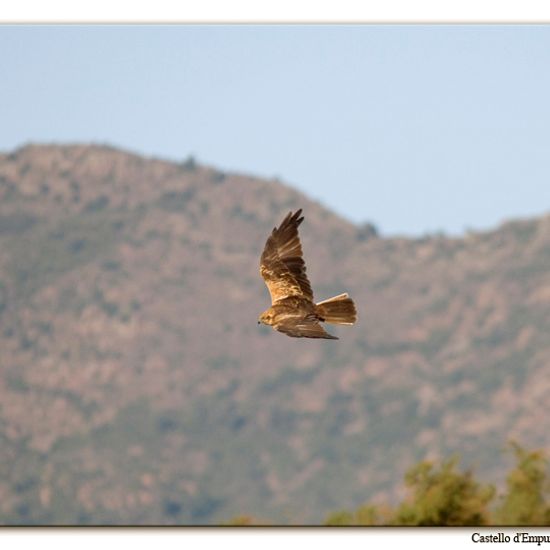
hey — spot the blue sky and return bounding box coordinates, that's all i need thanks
[1,25,550,235]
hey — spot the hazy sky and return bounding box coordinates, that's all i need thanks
[1,25,550,235]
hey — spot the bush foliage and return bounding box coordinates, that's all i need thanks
[224,443,550,526]
[323,442,550,526]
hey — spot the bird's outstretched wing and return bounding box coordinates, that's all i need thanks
[260,209,314,304]
[275,317,338,340]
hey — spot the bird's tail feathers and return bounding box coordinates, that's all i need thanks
[315,293,357,325]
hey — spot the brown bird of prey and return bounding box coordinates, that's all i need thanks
[258,209,357,339]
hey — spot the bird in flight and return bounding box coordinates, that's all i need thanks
[258,209,357,339]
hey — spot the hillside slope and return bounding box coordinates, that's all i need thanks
[0,144,549,524]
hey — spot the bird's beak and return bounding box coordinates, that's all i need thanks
[257,321,260,324]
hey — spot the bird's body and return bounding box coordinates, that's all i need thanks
[258,209,357,340]
[260,295,317,331]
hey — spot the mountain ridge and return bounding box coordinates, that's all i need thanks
[4,140,543,238]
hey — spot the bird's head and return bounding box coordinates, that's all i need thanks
[258,309,275,326]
